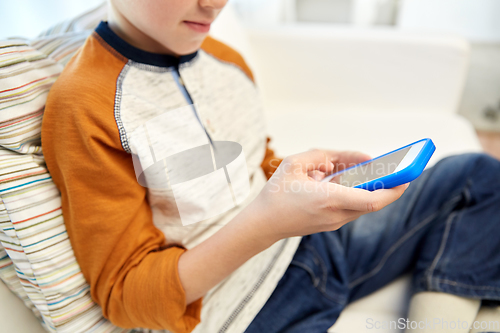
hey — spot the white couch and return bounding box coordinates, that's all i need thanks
[0,4,483,333]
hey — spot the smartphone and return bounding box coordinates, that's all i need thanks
[321,138,436,191]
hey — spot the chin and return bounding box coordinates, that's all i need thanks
[171,38,206,56]
[178,48,200,55]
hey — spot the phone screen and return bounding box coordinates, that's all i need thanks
[328,146,412,187]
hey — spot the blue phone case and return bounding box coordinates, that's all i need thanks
[323,138,436,191]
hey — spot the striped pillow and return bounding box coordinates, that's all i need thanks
[37,3,107,38]
[0,6,138,333]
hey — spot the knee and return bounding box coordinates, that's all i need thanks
[438,153,499,175]
[433,153,500,189]
[461,153,500,176]
[438,153,500,185]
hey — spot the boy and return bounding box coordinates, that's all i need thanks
[41,1,500,333]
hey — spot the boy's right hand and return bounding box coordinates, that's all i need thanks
[250,149,409,244]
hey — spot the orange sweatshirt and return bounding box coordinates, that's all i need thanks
[42,22,281,332]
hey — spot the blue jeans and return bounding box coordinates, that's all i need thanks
[245,153,500,333]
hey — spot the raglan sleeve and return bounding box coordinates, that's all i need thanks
[41,83,202,332]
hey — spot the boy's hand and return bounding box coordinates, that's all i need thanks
[306,149,372,181]
[251,149,409,244]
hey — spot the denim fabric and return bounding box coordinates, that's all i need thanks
[245,153,500,333]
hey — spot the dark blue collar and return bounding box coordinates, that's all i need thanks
[95,21,198,68]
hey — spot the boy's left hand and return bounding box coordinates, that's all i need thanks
[307,149,372,181]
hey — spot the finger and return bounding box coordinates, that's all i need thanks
[314,150,372,174]
[325,182,407,212]
[308,170,326,181]
[286,149,340,174]
[332,150,372,172]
